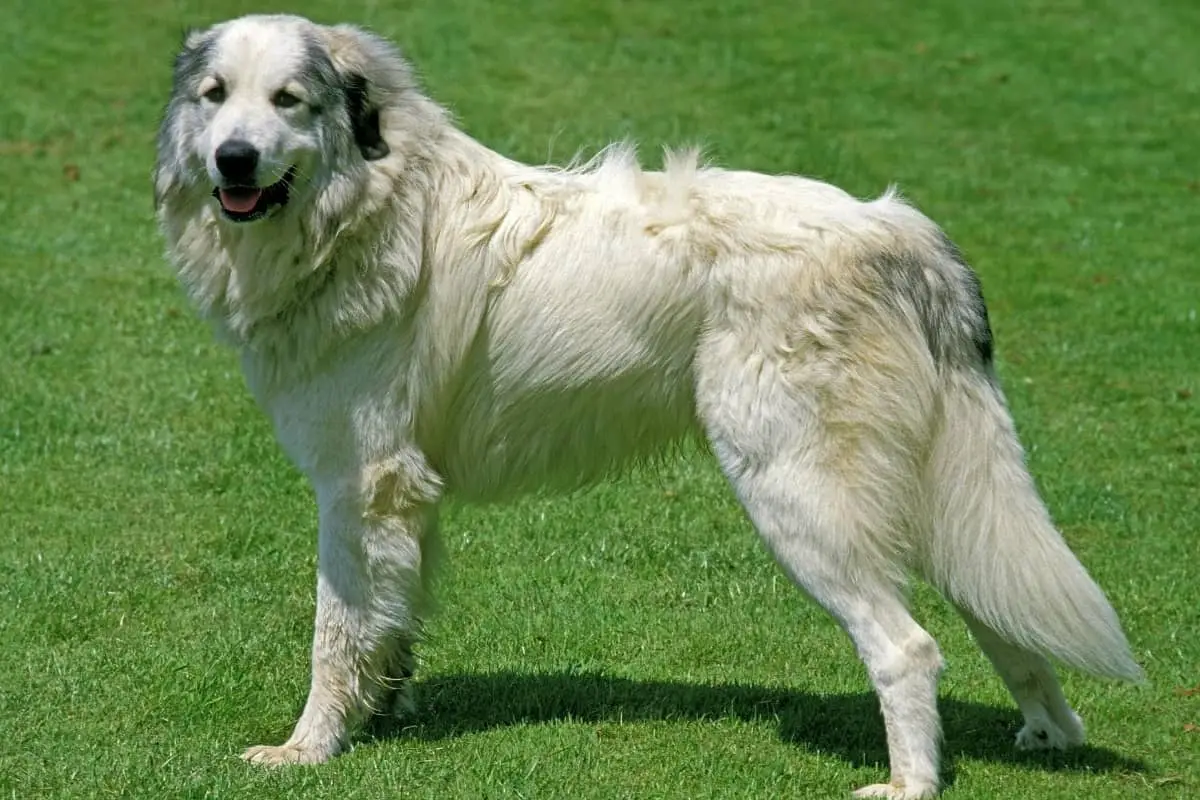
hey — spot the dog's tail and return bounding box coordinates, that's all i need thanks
[920,365,1143,682]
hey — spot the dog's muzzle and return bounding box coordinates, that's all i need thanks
[212,139,296,223]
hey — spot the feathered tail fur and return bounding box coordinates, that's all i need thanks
[923,366,1142,681]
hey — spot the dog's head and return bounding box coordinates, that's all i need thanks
[154,14,414,223]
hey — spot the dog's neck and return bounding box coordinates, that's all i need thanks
[159,136,450,366]
[159,113,547,389]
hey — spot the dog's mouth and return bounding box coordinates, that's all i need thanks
[212,167,297,222]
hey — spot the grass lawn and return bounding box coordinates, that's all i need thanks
[1,0,1197,797]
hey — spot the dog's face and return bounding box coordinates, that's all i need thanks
[156,15,392,223]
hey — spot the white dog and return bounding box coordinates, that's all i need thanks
[154,14,1141,798]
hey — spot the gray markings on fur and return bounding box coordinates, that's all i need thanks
[867,237,995,370]
[939,232,994,367]
[154,29,215,207]
[960,267,994,366]
[299,30,390,160]
[870,248,955,366]
[300,32,342,115]
[171,29,215,89]
[342,73,390,160]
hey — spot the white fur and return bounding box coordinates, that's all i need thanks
[155,15,1142,797]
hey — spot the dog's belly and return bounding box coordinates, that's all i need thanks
[440,357,699,501]
[435,271,703,500]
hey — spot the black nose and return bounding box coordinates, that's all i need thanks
[215,139,259,183]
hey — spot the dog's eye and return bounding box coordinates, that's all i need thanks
[273,90,302,109]
[202,84,226,104]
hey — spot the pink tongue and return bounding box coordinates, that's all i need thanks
[219,188,263,214]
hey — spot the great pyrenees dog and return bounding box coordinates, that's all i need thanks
[154,14,1141,798]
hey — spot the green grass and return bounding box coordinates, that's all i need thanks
[1,0,1197,797]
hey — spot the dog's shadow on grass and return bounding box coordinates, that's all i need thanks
[374,670,1145,784]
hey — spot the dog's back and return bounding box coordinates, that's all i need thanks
[428,150,968,499]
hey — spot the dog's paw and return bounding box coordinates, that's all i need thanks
[367,686,418,738]
[1014,722,1072,751]
[853,781,938,799]
[1015,709,1085,751]
[241,742,332,766]
[384,681,417,718]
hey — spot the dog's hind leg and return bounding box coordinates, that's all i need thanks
[714,451,943,798]
[702,442,941,794]
[243,457,440,765]
[920,368,1141,752]
[697,325,945,798]
[956,608,1085,750]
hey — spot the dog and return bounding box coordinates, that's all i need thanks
[153,14,1142,798]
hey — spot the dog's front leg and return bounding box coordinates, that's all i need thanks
[243,475,438,765]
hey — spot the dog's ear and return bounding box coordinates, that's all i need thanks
[320,25,416,162]
[180,26,210,52]
[171,25,216,87]
[342,72,389,161]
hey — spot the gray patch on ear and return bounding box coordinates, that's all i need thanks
[343,72,390,160]
[300,32,342,114]
[171,27,215,91]
[301,30,389,160]
[154,27,216,208]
